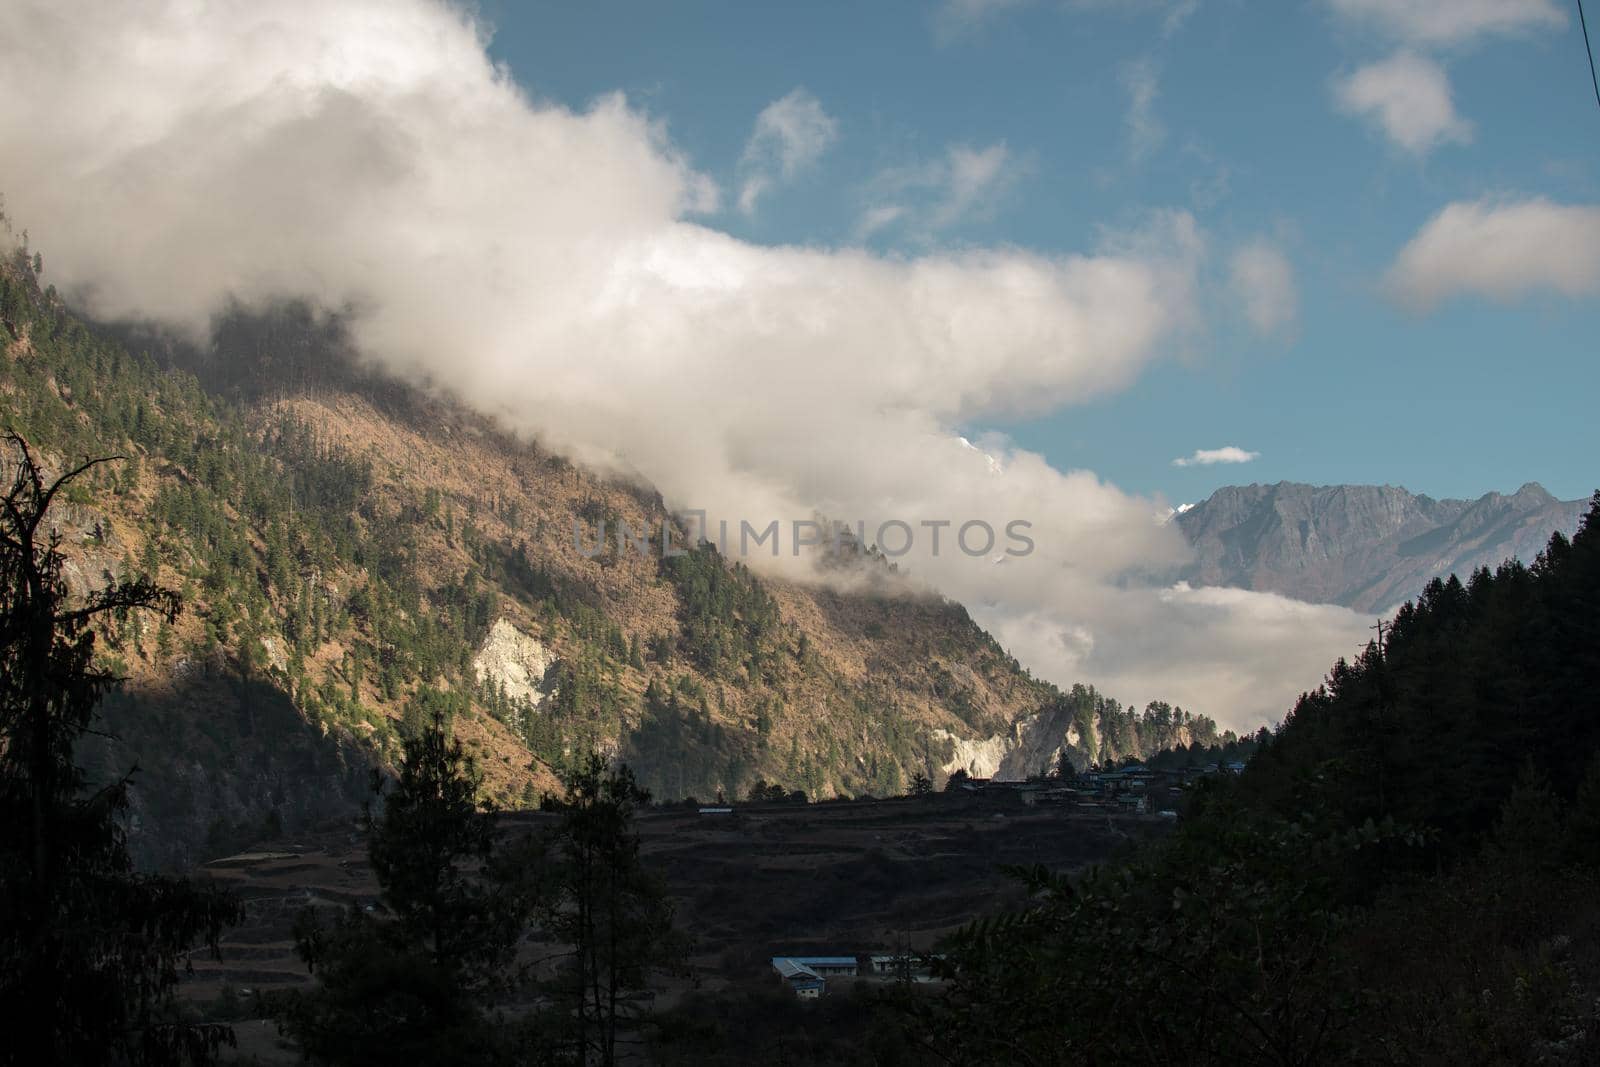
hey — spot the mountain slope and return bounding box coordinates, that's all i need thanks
[1175,481,1587,613]
[0,243,1227,867]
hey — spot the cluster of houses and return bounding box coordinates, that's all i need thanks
[946,759,1247,816]
[770,953,942,998]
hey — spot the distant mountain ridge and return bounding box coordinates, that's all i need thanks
[1175,480,1590,613]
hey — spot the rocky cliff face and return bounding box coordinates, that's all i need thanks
[1176,481,1588,612]
[937,704,1087,781]
[473,618,554,708]
[937,695,1214,782]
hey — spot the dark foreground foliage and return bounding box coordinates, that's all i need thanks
[918,495,1600,1065]
[0,436,240,1065]
[650,983,929,1067]
[531,754,684,1064]
[273,709,535,1065]
[273,731,680,1065]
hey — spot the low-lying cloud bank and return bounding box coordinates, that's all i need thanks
[0,0,1370,731]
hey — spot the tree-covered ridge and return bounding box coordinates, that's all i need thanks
[925,496,1600,1064]
[2,250,541,813]
[1036,684,1235,770]
[1239,512,1600,851]
[659,543,782,681]
[1,235,1221,866]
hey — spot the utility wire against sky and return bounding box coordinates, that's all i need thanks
[1580,0,1600,112]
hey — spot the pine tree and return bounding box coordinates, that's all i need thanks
[538,754,681,1066]
[277,705,538,1065]
[0,434,241,1064]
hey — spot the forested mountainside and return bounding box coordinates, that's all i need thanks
[928,498,1600,1064]
[0,243,1228,867]
[1176,480,1585,612]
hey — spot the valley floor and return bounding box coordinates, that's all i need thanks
[185,794,1164,1062]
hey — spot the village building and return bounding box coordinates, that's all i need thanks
[770,956,860,997]
[771,957,826,998]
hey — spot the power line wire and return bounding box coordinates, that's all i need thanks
[1580,0,1600,112]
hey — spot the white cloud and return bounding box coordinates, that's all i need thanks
[854,204,907,239]
[860,141,1016,237]
[1333,52,1472,154]
[1228,239,1298,338]
[1387,197,1600,309]
[1160,0,1202,38]
[1067,0,1201,37]
[0,0,1370,731]
[935,143,1012,227]
[1325,0,1565,47]
[737,88,838,215]
[1173,446,1260,468]
[936,0,1198,45]
[1121,57,1166,163]
[994,583,1373,733]
[1183,141,1233,210]
[932,0,1033,43]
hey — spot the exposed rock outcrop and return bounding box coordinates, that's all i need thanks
[472,618,554,708]
[940,707,1086,783]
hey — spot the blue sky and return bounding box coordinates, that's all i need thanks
[483,0,1600,503]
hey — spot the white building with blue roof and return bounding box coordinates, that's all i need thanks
[771,955,859,997]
